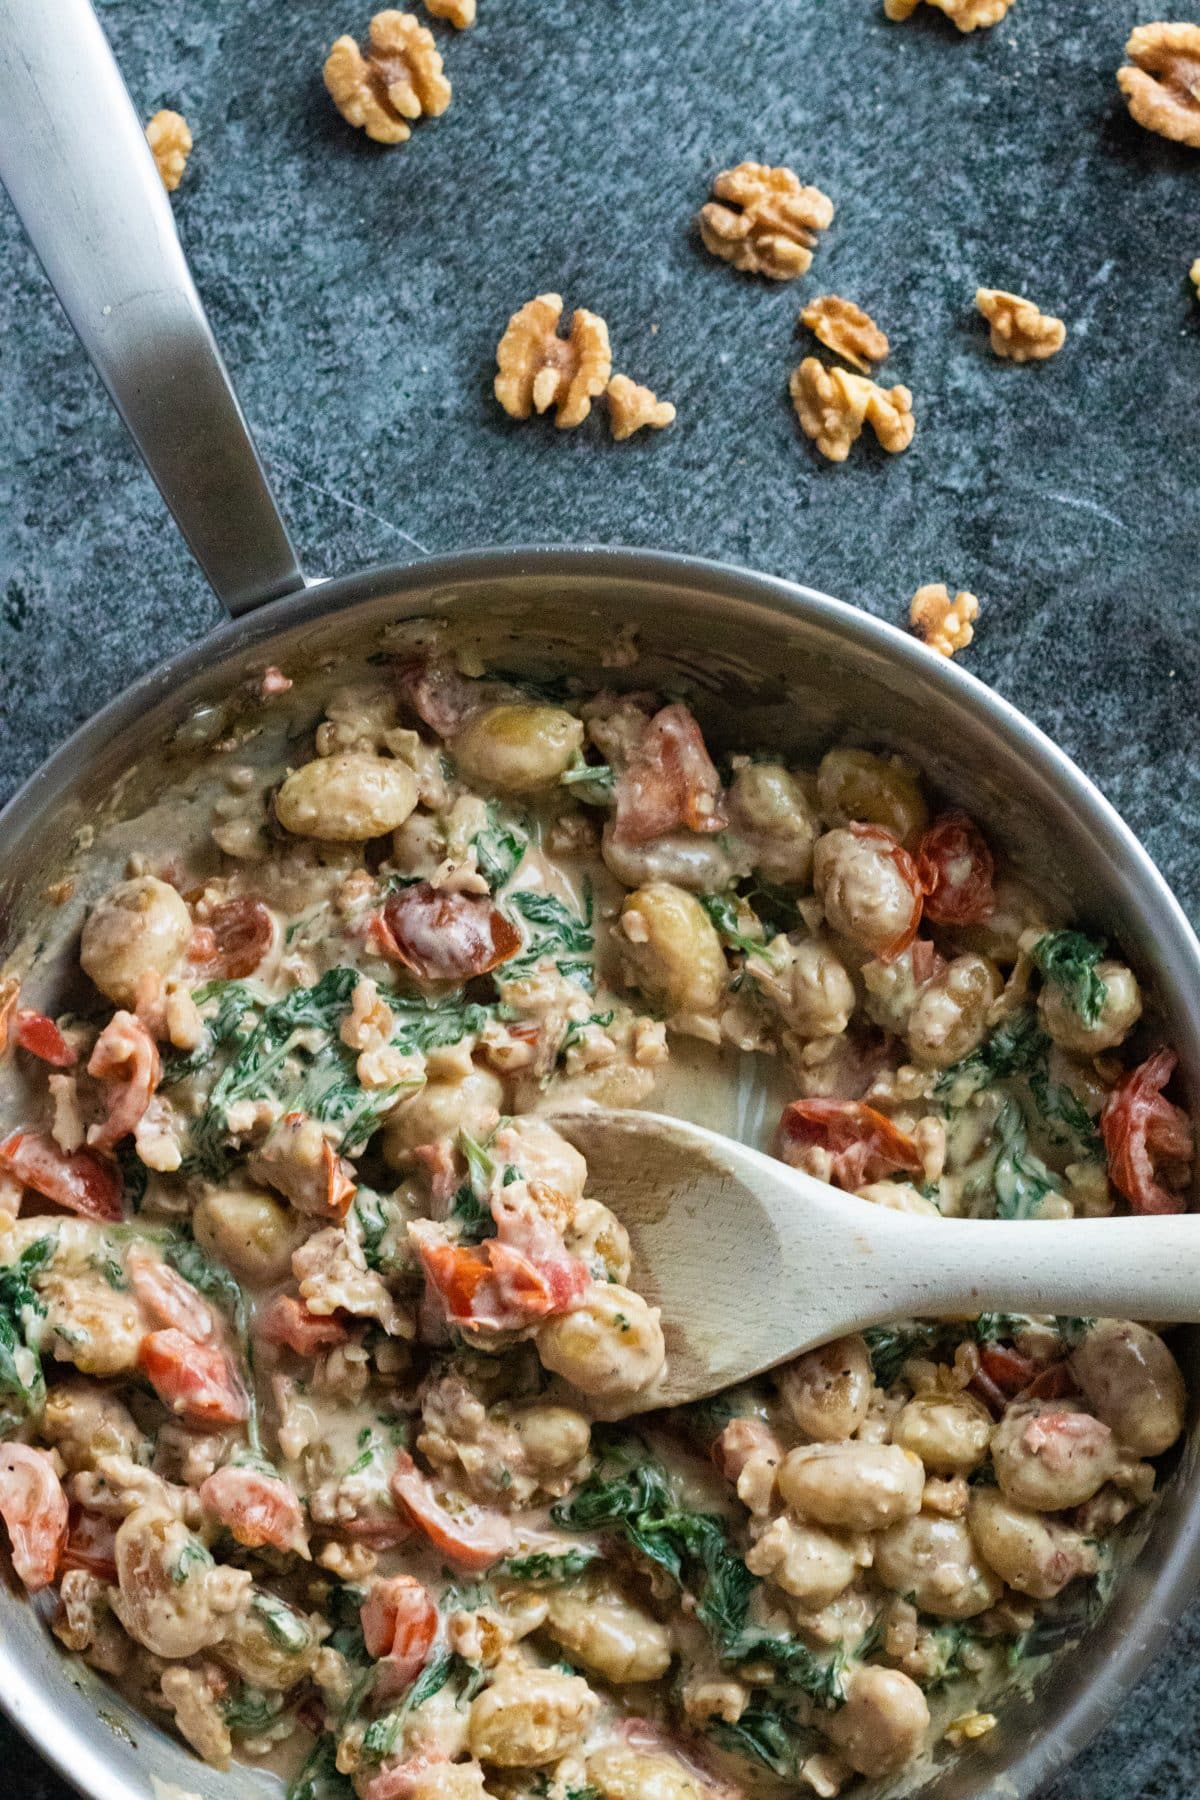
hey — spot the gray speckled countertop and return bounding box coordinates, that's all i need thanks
[1,0,1199,1794]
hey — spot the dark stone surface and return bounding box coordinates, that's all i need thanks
[1,0,1198,1793]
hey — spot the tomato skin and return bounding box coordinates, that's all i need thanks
[413,1231,588,1331]
[1024,1362,1077,1402]
[613,703,727,844]
[0,1443,68,1592]
[390,1451,512,1571]
[846,822,925,961]
[204,898,275,979]
[916,812,996,926]
[127,1248,216,1342]
[712,1418,783,1481]
[0,1130,122,1221]
[60,1506,118,1584]
[363,1752,450,1800]
[139,1328,249,1425]
[86,1011,162,1152]
[1101,1048,1194,1215]
[374,883,521,983]
[979,1344,1037,1396]
[360,1573,438,1696]
[13,1011,77,1068]
[258,1294,351,1355]
[395,658,484,738]
[199,1465,308,1555]
[778,1098,924,1191]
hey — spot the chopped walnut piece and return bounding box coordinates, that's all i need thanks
[975,288,1066,362]
[884,0,1017,30]
[425,0,475,23]
[494,294,612,428]
[606,375,676,441]
[909,584,980,658]
[324,11,451,144]
[698,163,834,280]
[800,295,889,372]
[789,357,914,462]
[944,1711,998,1747]
[146,111,192,193]
[1118,24,1200,148]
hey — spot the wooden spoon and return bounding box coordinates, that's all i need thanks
[554,1110,1200,1415]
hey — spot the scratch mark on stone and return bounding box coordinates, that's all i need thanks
[1069,258,1116,339]
[263,444,431,555]
[1043,490,1133,535]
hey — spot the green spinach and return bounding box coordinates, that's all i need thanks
[708,1701,817,1778]
[0,1236,55,1429]
[472,816,528,890]
[498,1548,600,1583]
[184,969,427,1178]
[505,890,596,991]
[361,1653,485,1763]
[992,1100,1059,1219]
[222,1683,286,1734]
[1030,930,1109,1029]
[287,1738,355,1800]
[699,894,770,958]
[559,760,616,805]
[552,1449,845,1705]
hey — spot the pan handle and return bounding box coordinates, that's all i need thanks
[0,0,305,617]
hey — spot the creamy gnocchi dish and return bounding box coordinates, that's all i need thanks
[0,652,1193,1799]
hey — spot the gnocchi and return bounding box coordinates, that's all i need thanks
[275,752,418,839]
[80,875,192,1007]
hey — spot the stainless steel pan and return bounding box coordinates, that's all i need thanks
[1,4,1197,1797]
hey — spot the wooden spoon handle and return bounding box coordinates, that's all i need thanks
[853,1211,1200,1327]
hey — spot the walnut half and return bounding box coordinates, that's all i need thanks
[606,376,675,441]
[909,585,980,659]
[1117,24,1200,150]
[699,163,834,281]
[975,288,1066,362]
[494,295,612,429]
[324,11,451,144]
[800,296,888,373]
[425,0,475,25]
[789,358,914,463]
[146,111,192,193]
[884,0,1017,31]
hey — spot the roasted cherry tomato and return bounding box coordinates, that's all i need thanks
[778,1097,924,1191]
[613,703,727,844]
[13,1011,77,1068]
[258,1293,351,1355]
[86,1011,162,1152]
[916,811,996,926]
[845,822,925,962]
[127,1248,216,1342]
[0,1443,68,1592]
[373,884,521,983]
[0,1131,122,1221]
[199,1464,308,1555]
[360,1573,438,1696]
[390,1451,512,1571]
[138,1329,248,1426]
[204,897,275,979]
[413,1231,588,1331]
[1101,1047,1194,1215]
